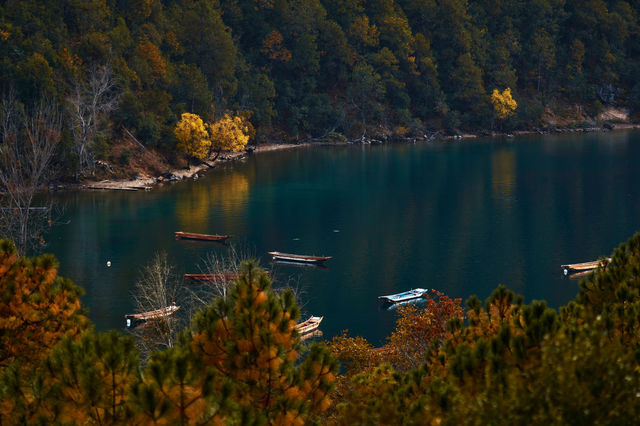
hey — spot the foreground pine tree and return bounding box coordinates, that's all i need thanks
[0,239,88,371]
[188,261,337,424]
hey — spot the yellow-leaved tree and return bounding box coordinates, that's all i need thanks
[207,113,250,161]
[174,113,211,161]
[490,88,517,120]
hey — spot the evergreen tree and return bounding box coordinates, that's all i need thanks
[188,261,338,423]
[0,239,88,371]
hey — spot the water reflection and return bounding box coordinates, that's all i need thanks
[45,131,640,346]
[491,149,516,205]
[175,171,250,232]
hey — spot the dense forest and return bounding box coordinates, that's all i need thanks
[1,0,640,174]
[2,232,640,423]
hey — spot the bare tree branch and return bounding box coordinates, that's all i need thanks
[0,92,61,255]
[130,246,307,364]
[68,65,119,179]
[129,252,184,362]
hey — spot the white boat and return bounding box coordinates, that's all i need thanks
[295,315,323,335]
[378,288,427,304]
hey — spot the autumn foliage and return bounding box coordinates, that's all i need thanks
[491,87,518,120]
[0,239,88,370]
[174,112,211,160]
[0,254,336,424]
[207,113,251,159]
[329,291,463,376]
[5,233,640,424]
[189,261,337,423]
[330,230,640,424]
[261,30,292,62]
[174,112,250,162]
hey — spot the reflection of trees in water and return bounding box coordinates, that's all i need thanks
[491,149,516,203]
[175,172,250,232]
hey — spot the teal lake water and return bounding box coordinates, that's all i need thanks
[47,131,640,345]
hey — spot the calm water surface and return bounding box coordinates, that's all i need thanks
[47,131,640,345]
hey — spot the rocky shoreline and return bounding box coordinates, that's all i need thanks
[53,122,640,192]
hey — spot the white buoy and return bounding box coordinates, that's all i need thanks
[107,261,111,267]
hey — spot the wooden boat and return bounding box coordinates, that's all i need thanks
[184,271,269,283]
[175,231,231,242]
[268,251,332,264]
[125,303,179,327]
[561,258,611,276]
[184,273,241,282]
[378,288,428,304]
[295,316,323,335]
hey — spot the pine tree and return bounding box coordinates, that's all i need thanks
[188,261,337,424]
[0,239,88,371]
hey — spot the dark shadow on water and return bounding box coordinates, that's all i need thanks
[379,298,428,312]
[271,260,329,270]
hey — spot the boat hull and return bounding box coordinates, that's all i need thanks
[561,258,611,276]
[268,251,331,264]
[125,305,180,327]
[378,288,428,304]
[175,231,231,241]
[295,316,323,336]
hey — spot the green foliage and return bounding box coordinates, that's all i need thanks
[0,252,337,423]
[188,261,338,423]
[0,239,89,371]
[1,0,638,158]
[333,232,640,424]
[4,225,640,423]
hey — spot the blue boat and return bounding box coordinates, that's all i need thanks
[378,288,428,304]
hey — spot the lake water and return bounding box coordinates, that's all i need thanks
[46,131,640,345]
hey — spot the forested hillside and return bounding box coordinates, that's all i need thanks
[1,0,639,173]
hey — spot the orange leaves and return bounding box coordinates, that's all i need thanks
[59,47,83,77]
[132,348,216,425]
[255,289,267,306]
[0,241,88,370]
[348,16,380,49]
[330,293,463,375]
[135,41,166,80]
[1,255,335,423]
[187,261,337,422]
[384,294,464,372]
[261,30,292,62]
[328,333,381,376]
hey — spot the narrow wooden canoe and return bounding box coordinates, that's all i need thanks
[296,316,323,335]
[125,304,179,327]
[175,231,231,241]
[184,271,269,283]
[378,288,428,304]
[268,251,332,264]
[184,273,241,282]
[561,258,611,276]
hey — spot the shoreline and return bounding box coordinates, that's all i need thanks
[58,122,640,192]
